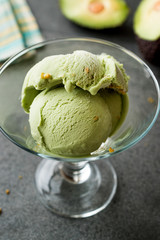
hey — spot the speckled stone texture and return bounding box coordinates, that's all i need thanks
[0,0,160,239]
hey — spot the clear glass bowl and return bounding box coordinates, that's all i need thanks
[0,38,159,218]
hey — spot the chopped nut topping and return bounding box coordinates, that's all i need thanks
[93,116,99,122]
[108,84,126,95]
[88,2,105,14]
[85,67,90,73]
[5,189,10,195]
[118,89,125,95]
[41,73,51,80]
[41,72,45,79]
[44,73,51,79]
[109,147,114,153]
[147,97,154,103]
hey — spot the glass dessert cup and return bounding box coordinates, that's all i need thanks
[0,38,159,218]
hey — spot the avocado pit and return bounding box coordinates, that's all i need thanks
[88,1,105,14]
[153,0,160,11]
[59,0,129,29]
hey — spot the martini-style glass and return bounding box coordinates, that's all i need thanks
[0,38,159,218]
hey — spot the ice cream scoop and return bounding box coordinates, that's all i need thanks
[29,87,115,156]
[21,50,129,157]
[21,50,129,113]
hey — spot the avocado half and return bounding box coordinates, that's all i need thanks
[134,0,160,63]
[59,0,129,29]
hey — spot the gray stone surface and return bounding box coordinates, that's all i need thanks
[0,0,160,239]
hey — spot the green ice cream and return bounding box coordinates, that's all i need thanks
[21,50,129,157]
[29,87,114,156]
[21,50,129,113]
[29,87,125,157]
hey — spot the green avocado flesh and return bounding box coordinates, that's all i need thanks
[59,0,129,29]
[134,0,160,41]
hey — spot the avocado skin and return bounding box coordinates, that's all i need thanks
[136,36,160,65]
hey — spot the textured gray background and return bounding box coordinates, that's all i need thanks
[0,0,160,239]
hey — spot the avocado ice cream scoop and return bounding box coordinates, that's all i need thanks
[29,87,115,156]
[21,50,129,157]
[21,50,129,113]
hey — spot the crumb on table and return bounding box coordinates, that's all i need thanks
[5,189,10,195]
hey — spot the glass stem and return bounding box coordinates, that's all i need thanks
[60,161,91,184]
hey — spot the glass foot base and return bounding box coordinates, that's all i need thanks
[35,159,117,218]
